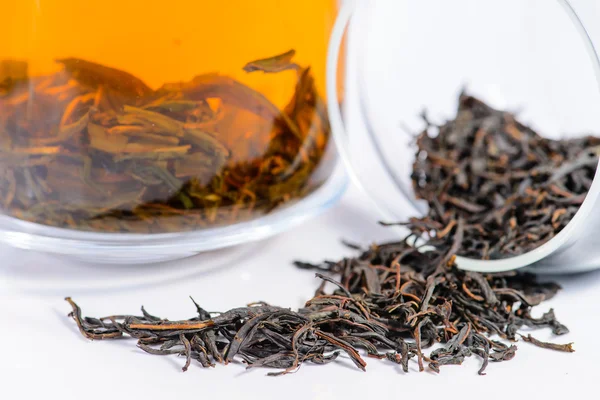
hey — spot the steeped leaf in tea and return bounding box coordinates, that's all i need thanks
[0,50,332,233]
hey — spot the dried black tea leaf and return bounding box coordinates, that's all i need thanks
[407,92,600,259]
[66,231,572,376]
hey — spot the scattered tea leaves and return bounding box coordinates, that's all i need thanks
[520,334,575,353]
[66,233,573,375]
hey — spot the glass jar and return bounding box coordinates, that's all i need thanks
[332,0,600,273]
[0,0,346,263]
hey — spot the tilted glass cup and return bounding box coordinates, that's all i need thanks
[328,0,600,273]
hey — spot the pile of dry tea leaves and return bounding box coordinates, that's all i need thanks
[0,50,331,233]
[408,93,600,259]
[65,92,579,375]
[66,225,573,376]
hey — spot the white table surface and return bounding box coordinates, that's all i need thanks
[2,183,600,400]
[3,1,600,399]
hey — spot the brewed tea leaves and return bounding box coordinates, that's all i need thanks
[243,49,299,73]
[0,50,330,233]
[55,58,154,98]
[0,60,29,96]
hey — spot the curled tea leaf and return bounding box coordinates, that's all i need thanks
[56,58,153,98]
[183,128,229,158]
[42,110,91,145]
[118,106,184,137]
[243,49,298,73]
[143,99,205,113]
[108,125,181,146]
[88,123,129,153]
[114,144,191,162]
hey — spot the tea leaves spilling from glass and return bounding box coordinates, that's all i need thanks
[404,93,600,259]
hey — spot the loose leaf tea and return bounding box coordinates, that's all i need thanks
[243,50,299,74]
[0,50,331,233]
[66,231,573,375]
[519,334,574,353]
[409,93,600,259]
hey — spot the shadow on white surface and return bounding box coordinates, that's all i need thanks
[323,197,411,246]
[543,266,600,290]
[52,307,89,343]
[1,240,266,295]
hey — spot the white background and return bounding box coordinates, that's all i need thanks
[3,1,600,399]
